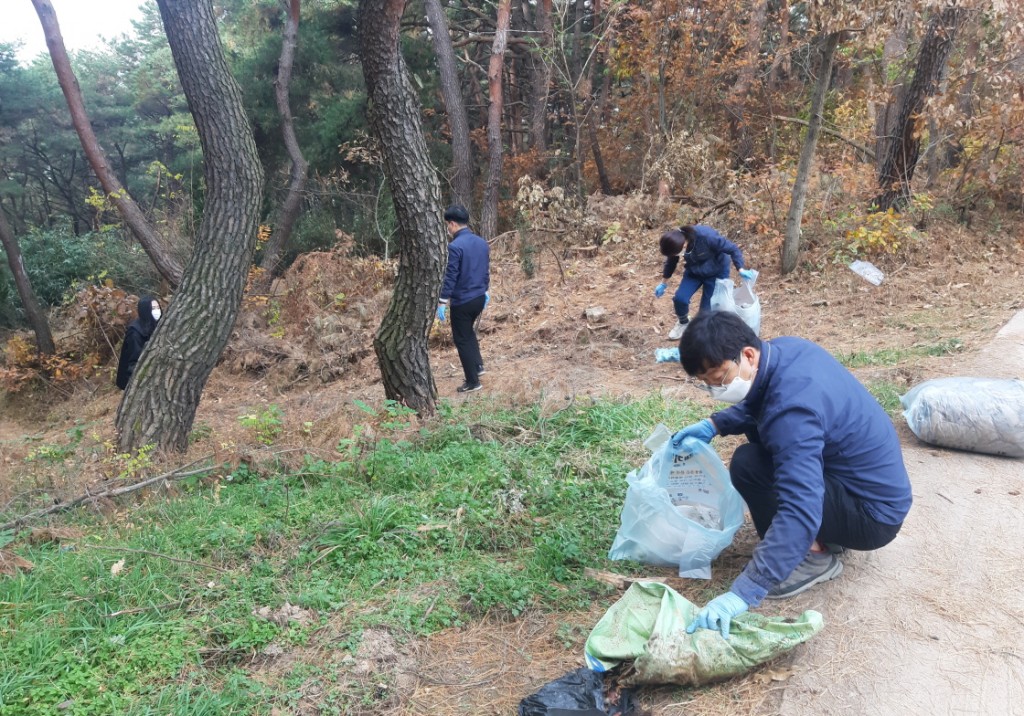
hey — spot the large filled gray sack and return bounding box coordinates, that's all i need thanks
[900,377,1024,458]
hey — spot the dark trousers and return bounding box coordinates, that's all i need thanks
[450,294,486,384]
[729,442,902,551]
[672,266,729,321]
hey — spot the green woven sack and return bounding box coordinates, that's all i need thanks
[584,581,823,686]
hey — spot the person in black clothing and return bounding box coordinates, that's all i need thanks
[437,205,490,393]
[116,295,161,390]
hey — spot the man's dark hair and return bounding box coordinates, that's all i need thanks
[443,204,470,225]
[659,229,686,256]
[679,310,759,376]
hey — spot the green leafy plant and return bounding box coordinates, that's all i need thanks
[238,405,284,445]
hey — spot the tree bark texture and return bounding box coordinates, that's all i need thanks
[727,0,768,168]
[590,64,613,195]
[358,0,447,415]
[258,0,310,284]
[424,0,474,209]
[116,0,264,452]
[873,11,910,168]
[480,0,512,241]
[781,31,840,275]
[767,0,789,91]
[527,0,554,152]
[31,0,185,288]
[873,7,964,212]
[0,207,56,354]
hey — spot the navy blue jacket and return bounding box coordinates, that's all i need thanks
[441,227,490,306]
[712,337,912,606]
[662,225,744,280]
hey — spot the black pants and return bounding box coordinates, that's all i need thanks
[729,442,902,551]
[450,294,486,384]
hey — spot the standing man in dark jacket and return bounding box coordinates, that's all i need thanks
[437,204,490,393]
[672,311,912,639]
[654,224,755,340]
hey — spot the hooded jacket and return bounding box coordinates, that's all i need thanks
[116,296,158,390]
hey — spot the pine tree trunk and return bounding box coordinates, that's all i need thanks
[873,11,910,168]
[767,0,789,91]
[480,0,512,241]
[590,64,613,195]
[727,0,768,168]
[0,207,55,355]
[424,0,474,209]
[873,7,965,212]
[32,0,185,288]
[781,31,840,276]
[359,0,447,415]
[116,0,264,452]
[258,0,310,284]
[527,0,553,153]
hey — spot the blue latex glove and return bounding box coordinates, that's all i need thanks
[436,304,447,322]
[670,419,717,451]
[739,268,756,281]
[686,592,749,639]
[654,282,667,298]
[484,292,490,309]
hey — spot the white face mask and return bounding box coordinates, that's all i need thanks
[151,307,162,321]
[707,357,756,404]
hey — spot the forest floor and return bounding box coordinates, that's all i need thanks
[1,207,1023,715]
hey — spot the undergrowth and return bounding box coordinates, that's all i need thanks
[0,395,700,715]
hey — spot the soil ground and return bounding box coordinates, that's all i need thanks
[1,213,1022,714]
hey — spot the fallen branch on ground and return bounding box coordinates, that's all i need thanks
[79,544,227,573]
[584,567,692,592]
[698,198,739,221]
[0,456,215,532]
[772,115,876,160]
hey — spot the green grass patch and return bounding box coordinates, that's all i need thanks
[863,380,906,416]
[0,395,701,715]
[834,338,963,368]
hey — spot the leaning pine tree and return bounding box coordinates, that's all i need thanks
[116,0,264,452]
[359,0,448,414]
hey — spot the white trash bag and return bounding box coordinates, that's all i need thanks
[900,377,1024,458]
[608,425,746,578]
[710,270,761,335]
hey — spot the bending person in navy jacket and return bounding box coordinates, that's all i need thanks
[654,225,755,341]
[437,204,490,393]
[673,311,911,639]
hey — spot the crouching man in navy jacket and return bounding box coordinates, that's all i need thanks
[672,311,912,639]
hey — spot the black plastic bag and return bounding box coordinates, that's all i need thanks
[518,667,637,716]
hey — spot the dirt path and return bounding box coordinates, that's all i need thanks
[778,310,1024,715]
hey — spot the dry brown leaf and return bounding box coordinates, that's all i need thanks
[28,527,85,545]
[0,549,34,576]
[754,666,795,684]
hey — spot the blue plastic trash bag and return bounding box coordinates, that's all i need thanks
[607,426,745,578]
[654,347,680,363]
